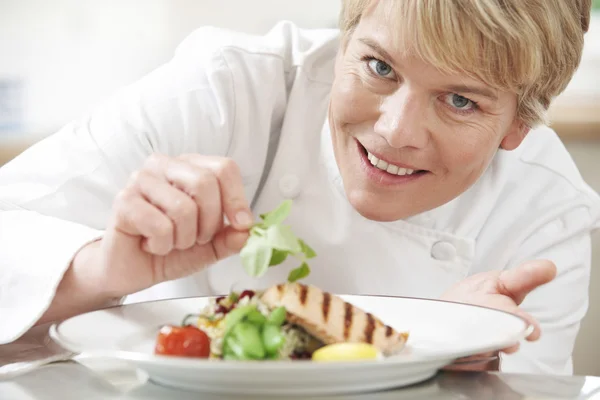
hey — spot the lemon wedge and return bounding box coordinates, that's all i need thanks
[312,343,381,362]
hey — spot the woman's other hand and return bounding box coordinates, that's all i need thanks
[440,259,558,371]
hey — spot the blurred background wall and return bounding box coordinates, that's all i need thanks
[1,0,599,376]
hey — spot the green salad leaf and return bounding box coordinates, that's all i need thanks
[298,239,316,259]
[259,199,292,226]
[288,262,310,283]
[268,249,288,266]
[265,224,302,253]
[239,235,272,278]
[241,199,315,283]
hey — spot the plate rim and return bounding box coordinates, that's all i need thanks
[49,293,533,370]
[53,291,533,322]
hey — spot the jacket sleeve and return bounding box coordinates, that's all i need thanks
[499,200,600,375]
[0,27,238,344]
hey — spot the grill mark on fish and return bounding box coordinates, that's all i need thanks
[385,325,394,337]
[343,302,353,340]
[322,292,331,322]
[364,313,376,344]
[299,284,309,305]
[259,283,410,356]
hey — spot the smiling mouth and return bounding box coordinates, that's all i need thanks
[357,142,428,177]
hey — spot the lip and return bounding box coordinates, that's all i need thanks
[359,143,420,171]
[355,139,428,186]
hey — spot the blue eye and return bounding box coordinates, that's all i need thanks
[452,94,470,108]
[367,59,395,78]
[444,93,475,111]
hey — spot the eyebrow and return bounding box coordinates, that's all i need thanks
[358,37,396,65]
[358,37,499,102]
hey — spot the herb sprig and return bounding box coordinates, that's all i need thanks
[240,200,315,282]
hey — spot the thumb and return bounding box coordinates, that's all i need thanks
[497,260,557,305]
[210,225,250,261]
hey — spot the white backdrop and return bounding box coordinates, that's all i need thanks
[1,2,599,138]
[0,0,341,136]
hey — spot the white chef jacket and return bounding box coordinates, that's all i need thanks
[1,21,599,375]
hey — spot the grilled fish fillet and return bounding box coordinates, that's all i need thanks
[260,282,409,355]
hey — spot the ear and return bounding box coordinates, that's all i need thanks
[500,120,530,151]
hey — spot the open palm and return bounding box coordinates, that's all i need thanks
[440,260,557,370]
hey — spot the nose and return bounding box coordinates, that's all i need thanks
[373,86,429,149]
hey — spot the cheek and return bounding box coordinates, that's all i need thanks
[435,123,502,173]
[330,73,379,125]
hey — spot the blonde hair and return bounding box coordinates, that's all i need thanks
[339,0,592,127]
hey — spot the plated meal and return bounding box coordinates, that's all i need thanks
[154,282,410,362]
[49,202,532,394]
[153,200,409,362]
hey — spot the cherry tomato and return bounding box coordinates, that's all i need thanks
[154,325,211,358]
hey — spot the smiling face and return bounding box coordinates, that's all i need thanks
[328,1,529,222]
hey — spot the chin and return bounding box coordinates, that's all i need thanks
[345,188,414,222]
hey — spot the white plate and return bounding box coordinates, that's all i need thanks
[50,295,531,396]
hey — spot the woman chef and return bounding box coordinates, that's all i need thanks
[0,0,598,375]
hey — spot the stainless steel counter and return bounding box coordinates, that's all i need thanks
[1,359,599,400]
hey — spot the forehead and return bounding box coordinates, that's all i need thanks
[349,0,522,94]
[350,13,478,88]
[353,2,459,72]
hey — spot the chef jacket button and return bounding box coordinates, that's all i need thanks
[279,174,301,198]
[431,241,457,261]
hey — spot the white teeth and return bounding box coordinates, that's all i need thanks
[386,164,399,174]
[366,150,418,176]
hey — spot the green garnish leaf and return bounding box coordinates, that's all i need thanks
[240,235,273,277]
[299,239,316,259]
[260,199,292,227]
[240,200,316,283]
[269,249,288,266]
[265,224,302,253]
[288,262,310,283]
